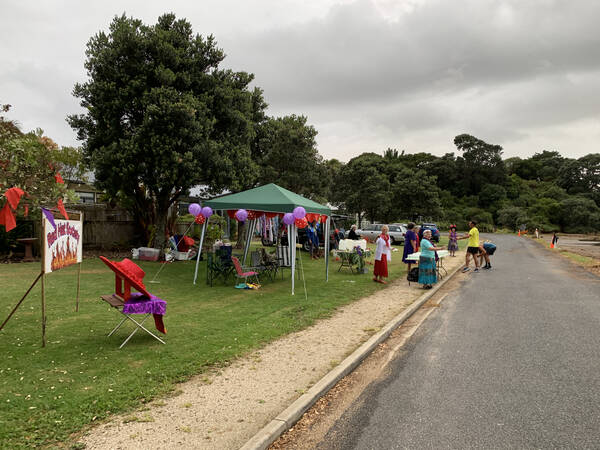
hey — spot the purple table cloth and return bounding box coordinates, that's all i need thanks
[122,292,167,316]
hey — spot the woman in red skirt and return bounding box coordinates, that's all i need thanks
[373,225,391,284]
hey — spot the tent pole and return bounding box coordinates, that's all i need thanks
[193,220,207,285]
[325,216,330,281]
[291,224,296,295]
[243,219,255,265]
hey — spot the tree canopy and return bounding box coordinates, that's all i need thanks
[69,13,267,246]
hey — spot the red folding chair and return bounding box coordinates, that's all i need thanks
[231,256,260,284]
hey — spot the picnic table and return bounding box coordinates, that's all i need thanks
[405,249,449,279]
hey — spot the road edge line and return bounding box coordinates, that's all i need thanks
[239,262,463,450]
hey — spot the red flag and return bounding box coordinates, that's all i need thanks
[4,187,24,210]
[55,173,64,184]
[57,198,69,220]
[0,202,16,232]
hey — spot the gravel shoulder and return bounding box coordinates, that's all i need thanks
[79,256,463,449]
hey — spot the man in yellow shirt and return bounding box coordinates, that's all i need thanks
[458,221,481,273]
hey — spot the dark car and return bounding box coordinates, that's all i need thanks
[418,223,440,243]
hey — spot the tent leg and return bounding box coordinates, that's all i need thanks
[291,224,296,295]
[193,221,207,285]
[325,217,330,281]
[243,219,255,266]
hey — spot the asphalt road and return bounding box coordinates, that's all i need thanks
[318,235,600,449]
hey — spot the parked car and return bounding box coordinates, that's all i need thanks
[418,223,440,243]
[348,224,406,245]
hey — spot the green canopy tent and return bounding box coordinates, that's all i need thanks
[193,184,332,294]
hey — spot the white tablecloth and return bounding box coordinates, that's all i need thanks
[405,249,449,261]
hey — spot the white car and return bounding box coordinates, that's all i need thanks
[349,224,406,245]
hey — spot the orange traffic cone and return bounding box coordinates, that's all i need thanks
[550,243,554,249]
[518,230,521,236]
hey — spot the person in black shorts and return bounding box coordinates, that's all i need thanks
[478,242,496,269]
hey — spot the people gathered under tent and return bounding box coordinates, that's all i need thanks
[306,221,320,259]
[348,225,360,240]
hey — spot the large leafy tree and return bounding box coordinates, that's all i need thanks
[1,105,77,211]
[254,115,327,200]
[69,14,266,247]
[557,154,600,198]
[453,134,506,194]
[389,168,441,221]
[334,153,390,225]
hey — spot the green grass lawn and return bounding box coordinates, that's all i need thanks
[0,241,428,448]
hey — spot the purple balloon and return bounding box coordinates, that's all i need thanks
[201,206,213,218]
[188,203,201,216]
[235,209,248,222]
[282,212,294,225]
[293,206,306,220]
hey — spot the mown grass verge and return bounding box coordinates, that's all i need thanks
[1,240,437,448]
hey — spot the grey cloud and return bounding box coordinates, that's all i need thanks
[225,0,600,106]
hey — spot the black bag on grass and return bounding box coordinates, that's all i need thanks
[407,267,419,282]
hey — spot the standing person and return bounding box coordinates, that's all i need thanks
[552,232,559,248]
[348,225,360,240]
[448,224,459,257]
[373,225,392,284]
[535,228,539,239]
[307,221,320,259]
[418,229,445,289]
[458,220,481,273]
[402,223,418,273]
[414,226,421,251]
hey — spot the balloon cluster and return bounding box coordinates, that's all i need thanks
[188,203,213,225]
[281,206,308,228]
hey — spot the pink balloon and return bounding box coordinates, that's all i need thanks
[201,206,213,218]
[188,203,201,216]
[293,206,306,220]
[282,212,294,225]
[235,209,248,222]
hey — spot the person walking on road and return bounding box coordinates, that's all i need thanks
[418,229,445,289]
[551,232,559,248]
[374,225,392,284]
[458,220,481,273]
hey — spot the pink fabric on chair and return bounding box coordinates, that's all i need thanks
[231,257,258,277]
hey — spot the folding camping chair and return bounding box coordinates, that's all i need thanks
[101,294,166,349]
[251,250,275,281]
[206,246,235,286]
[274,245,299,279]
[231,256,260,284]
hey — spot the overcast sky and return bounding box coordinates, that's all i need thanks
[2,0,600,161]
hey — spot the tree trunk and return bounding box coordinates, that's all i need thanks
[153,209,167,251]
[235,221,245,249]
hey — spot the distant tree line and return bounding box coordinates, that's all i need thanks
[327,135,600,233]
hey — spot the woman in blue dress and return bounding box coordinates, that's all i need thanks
[418,229,445,289]
[402,222,418,273]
